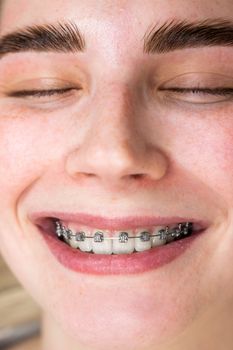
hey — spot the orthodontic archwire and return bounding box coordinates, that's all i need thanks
[55,221,192,243]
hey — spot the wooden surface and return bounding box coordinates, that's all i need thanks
[0,255,41,348]
[6,336,41,350]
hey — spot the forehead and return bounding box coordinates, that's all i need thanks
[1,0,233,36]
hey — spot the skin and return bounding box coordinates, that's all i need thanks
[0,0,233,349]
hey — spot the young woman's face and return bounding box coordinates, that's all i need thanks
[0,0,233,349]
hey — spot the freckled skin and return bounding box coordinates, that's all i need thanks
[0,1,233,350]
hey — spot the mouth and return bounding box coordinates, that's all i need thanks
[30,212,210,275]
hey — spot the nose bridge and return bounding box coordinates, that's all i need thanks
[82,82,144,174]
[91,82,138,141]
[65,81,168,187]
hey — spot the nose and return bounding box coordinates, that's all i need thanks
[65,85,168,190]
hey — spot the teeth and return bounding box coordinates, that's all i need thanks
[61,225,72,244]
[69,233,80,249]
[135,229,151,252]
[151,226,167,247]
[92,231,112,254]
[112,230,135,254]
[183,222,192,235]
[55,221,63,237]
[166,225,177,243]
[54,221,193,255]
[77,231,92,252]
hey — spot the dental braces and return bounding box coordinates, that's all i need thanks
[55,221,192,243]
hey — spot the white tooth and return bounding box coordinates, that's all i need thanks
[166,225,177,243]
[135,229,152,252]
[64,236,70,244]
[112,230,135,254]
[64,224,79,248]
[55,221,63,238]
[69,235,80,249]
[77,230,92,252]
[92,230,112,254]
[151,226,167,247]
[61,226,71,244]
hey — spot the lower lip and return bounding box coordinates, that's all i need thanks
[38,227,206,275]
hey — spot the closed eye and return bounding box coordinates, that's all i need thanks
[159,87,233,97]
[7,87,76,98]
[158,86,233,105]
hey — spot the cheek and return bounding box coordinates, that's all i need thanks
[0,117,42,264]
[0,115,61,203]
[171,117,233,205]
[195,130,233,201]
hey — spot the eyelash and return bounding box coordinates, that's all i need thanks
[162,87,233,96]
[8,87,74,98]
[8,87,233,98]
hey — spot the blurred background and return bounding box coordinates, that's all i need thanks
[0,255,41,349]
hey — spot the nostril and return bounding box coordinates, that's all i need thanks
[131,174,145,179]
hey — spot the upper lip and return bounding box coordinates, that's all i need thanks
[29,211,210,231]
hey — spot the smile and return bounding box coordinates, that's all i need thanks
[31,213,209,275]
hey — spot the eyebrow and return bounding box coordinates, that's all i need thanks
[0,21,86,58]
[0,18,233,59]
[143,18,233,54]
